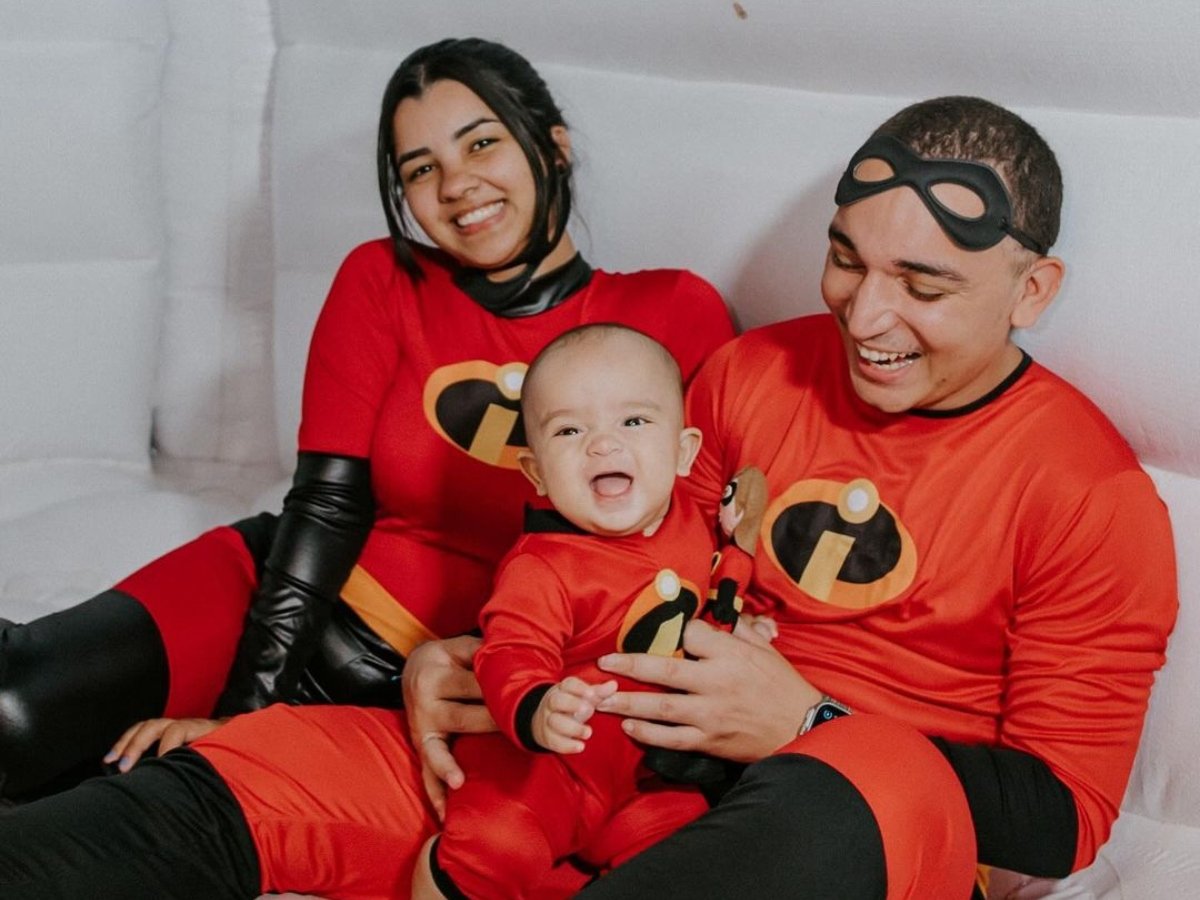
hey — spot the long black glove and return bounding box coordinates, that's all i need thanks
[214,452,373,716]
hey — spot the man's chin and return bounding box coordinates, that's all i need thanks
[849,374,916,415]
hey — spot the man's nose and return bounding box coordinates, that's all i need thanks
[845,271,899,338]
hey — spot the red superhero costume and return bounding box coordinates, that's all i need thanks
[674,313,1177,889]
[434,491,714,898]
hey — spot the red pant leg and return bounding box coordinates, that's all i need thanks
[116,525,256,716]
[578,782,710,871]
[440,712,708,898]
[777,714,977,900]
[439,733,590,899]
[192,704,437,899]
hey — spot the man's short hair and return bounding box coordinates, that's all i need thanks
[874,96,1063,252]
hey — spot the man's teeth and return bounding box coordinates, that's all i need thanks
[858,346,919,370]
[456,201,502,227]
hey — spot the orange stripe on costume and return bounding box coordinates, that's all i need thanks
[341,565,438,656]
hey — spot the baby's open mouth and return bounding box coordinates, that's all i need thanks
[591,473,633,497]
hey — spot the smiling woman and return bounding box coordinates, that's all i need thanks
[393,79,577,281]
[377,38,580,307]
[0,35,734,899]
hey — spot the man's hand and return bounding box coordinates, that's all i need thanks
[402,635,497,820]
[104,717,228,772]
[531,677,618,753]
[596,618,819,762]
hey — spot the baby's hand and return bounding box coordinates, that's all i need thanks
[532,676,618,753]
[735,613,778,645]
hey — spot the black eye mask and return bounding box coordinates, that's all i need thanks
[834,135,1047,255]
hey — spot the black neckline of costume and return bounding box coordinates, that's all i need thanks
[909,350,1033,419]
[453,252,593,318]
[523,505,589,536]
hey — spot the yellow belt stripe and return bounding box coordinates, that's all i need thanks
[340,564,438,657]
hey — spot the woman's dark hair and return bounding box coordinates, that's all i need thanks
[377,37,572,278]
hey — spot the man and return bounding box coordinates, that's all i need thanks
[580,96,1178,898]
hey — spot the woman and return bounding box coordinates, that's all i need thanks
[0,37,733,897]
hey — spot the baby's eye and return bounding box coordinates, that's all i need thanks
[554,426,580,437]
[623,416,648,427]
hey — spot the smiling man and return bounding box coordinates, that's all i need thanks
[581,97,1178,899]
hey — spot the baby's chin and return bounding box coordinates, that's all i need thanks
[580,505,669,539]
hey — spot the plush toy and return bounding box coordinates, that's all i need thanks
[702,465,768,629]
[643,466,771,789]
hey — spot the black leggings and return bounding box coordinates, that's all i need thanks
[0,749,259,900]
[578,753,891,899]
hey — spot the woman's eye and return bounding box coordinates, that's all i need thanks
[471,137,499,152]
[403,163,434,183]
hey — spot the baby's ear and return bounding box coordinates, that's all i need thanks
[517,449,547,495]
[676,427,703,477]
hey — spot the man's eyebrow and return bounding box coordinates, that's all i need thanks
[829,225,966,283]
[896,258,967,283]
[828,226,855,250]
[395,117,500,167]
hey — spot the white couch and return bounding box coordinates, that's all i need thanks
[3,2,1197,896]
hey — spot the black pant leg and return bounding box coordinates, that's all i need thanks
[0,748,260,900]
[578,753,888,899]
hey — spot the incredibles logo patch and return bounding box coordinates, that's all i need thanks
[423,361,529,469]
[617,569,701,657]
[762,478,916,609]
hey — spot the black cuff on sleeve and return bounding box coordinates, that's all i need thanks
[514,683,555,752]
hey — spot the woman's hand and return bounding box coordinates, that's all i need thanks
[104,717,228,772]
[401,635,497,820]
[596,618,819,762]
[532,677,618,753]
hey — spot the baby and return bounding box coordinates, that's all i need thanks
[414,323,736,899]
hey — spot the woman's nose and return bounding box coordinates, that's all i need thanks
[439,159,479,202]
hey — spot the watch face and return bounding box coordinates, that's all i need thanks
[814,702,849,725]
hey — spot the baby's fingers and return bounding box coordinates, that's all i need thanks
[542,711,592,753]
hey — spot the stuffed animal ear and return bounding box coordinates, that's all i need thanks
[730,465,768,554]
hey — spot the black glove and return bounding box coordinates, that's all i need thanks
[214,452,373,715]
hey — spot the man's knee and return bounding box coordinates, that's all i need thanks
[773,715,978,897]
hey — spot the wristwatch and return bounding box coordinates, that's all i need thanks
[798,694,852,735]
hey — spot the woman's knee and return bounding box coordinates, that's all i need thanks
[0,593,168,797]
